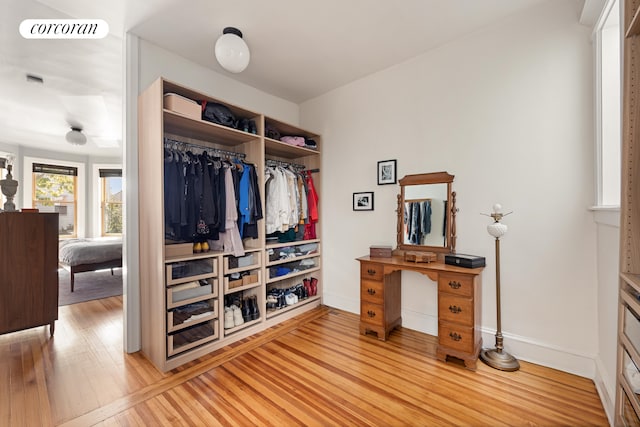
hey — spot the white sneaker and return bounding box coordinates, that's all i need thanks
[224,307,234,329]
[232,305,244,326]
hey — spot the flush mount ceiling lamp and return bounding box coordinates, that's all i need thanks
[65,126,87,145]
[215,27,250,73]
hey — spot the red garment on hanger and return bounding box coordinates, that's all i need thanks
[303,171,318,240]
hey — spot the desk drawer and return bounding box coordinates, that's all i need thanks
[361,262,383,281]
[438,322,474,353]
[439,294,473,325]
[360,301,384,326]
[438,273,474,298]
[361,280,384,304]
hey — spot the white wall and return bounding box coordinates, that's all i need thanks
[301,0,599,376]
[137,39,299,124]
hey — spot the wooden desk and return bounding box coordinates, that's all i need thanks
[357,255,484,370]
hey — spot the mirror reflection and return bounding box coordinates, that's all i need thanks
[403,184,448,247]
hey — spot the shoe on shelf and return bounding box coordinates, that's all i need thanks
[250,295,260,320]
[285,292,296,306]
[310,277,318,296]
[266,294,278,310]
[241,299,252,322]
[232,305,244,326]
[224,307,234,329]
[303,278,311,297]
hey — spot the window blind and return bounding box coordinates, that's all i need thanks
[99,168,122,178]
[33,163,77,176]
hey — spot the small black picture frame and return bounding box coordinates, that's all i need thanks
[377,159,397,185]
[353,192,374,211]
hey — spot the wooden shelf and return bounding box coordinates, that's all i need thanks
[264,137,320,158]
[265,239,320,250]
[164,110,259,146]
[266,267,321,284]
[267,252,321,267]
[265,295,321,319]
[222,317,261,335]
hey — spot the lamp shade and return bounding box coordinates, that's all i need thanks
[66,127,87,145]
[215,27,250,73]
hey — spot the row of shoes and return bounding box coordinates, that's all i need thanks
[238,118,258,135]
[265,277,318,310]
[224,295,260,329]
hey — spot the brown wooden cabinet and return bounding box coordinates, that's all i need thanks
[357,256,483,370]
[0,212,58,336]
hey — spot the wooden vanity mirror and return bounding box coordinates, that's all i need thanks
[395,172,456,256]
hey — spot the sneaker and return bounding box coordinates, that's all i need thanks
[232,305,244,326]
[224,307,234,329]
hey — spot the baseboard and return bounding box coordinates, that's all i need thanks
[594,356,615,426]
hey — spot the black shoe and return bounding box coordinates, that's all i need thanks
[242,298,251,322]
[248,119,257,134]
[239,118,250,133]
[251,295,260,320]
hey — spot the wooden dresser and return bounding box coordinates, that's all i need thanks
[0,212,59,336]
[357,255,483,370]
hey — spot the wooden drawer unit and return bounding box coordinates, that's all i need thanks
[438,273,473,298]
[361,262,383,281]
[438,323,474,354]
[359,263,401,341]
[436,272,481,370]
[438,293,473,325]
[357,256,483,370]
[360,301,384,327]
[361,280,384,305]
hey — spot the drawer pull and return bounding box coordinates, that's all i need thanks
[367,288,376,295]
[367,310,376,318]
[448,305,462,314]
[449,332,462,342]
[367,268,376,275]
[448,281,461,289]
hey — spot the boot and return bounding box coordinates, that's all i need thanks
[310,277,318,296]
[303,278,311,297]
[241,298,251,322]
[250,295,260,320]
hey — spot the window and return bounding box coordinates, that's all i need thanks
[596,0,621,206]
[32,163,78,237]
[100,168,122,236]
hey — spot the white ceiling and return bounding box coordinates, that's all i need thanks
[1,0,583,157]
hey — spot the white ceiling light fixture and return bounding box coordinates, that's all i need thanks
[65,126,87,145]
[215,27,250,73]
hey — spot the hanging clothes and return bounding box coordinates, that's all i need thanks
[216,166,245,256]
[303,170,319,240]
[162,141,261,251]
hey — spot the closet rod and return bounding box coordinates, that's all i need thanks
[265,159,305,170]
[163,137,246,159]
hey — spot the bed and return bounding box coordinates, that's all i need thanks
[58,238,123,292]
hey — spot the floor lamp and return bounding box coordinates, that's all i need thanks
[479,204,520,371]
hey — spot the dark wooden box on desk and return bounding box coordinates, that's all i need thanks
[0,212,59,336]
[356,254,484,370]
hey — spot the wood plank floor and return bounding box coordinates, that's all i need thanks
[0,296,608,426]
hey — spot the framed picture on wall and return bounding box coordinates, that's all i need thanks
[377,159,397,185]
[353,192,374,211]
